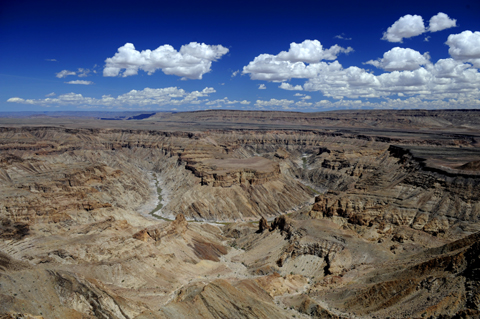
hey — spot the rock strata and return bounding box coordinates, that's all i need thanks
[1,110,480,319]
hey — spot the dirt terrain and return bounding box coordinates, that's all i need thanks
[0,109,479,318]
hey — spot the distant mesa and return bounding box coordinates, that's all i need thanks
[101,112,157,120]
[185,156,281,187]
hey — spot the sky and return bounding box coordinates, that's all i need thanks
[1,0,480,112]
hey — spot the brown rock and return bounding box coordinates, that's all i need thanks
[171,213,188,233]
[270,215,292,233]
[274,148,289,159]
[133,229,152,242]
[258,217,270,232]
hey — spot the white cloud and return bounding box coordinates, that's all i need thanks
[382,14,425,42]
[365,47,430,71]
[77,68,91,77]
[7,97,26,103]
[7,87,218,108]
[258,84,266,89]
[276,40,353,63]
[232,70,240,77]
[241,39,480,102]
[279,82,303,90]
[303,58,480,100]
[243,55,320,81]
[334,34,352,40]
[294,93,304,97]
[65,80,94,85]
[45,59,57,62]
[255,99,294,108]
[382,13,457,43]
[427,58,470,78]
[205,98,251,106]
[301,95,312,100]
[56,70,76,78]
[304,64,380,99]
[424,36,431,42]
[312,97,480,110]
[103,42,229,80]
[446,31,480,67]
[45,92,56,97]
[428,12,456,32]
[242,40,352,82]
[295,101,313,107]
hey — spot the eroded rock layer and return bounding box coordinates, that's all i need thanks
[1,110,480,318]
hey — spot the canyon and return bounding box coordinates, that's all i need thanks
[0,109,479,318]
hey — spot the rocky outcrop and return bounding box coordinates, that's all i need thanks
[270,215,293,233]
[258,217,270,232]
[187,157,281,187]
[305,145,480,239]
[0,218,29,240]
[133,214,189,242]
[162,279,291,319]
[321,232,480,318]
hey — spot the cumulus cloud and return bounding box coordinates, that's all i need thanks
[427,58,471,78]
[295,101,312,107]
[56,70,76,78]
[446,31,480,67]
[243,55,321,81]
[65,80,94,85]
[45,92,56,97]
[276,40,353,63]
[279,82,303,90]
[382,14,425,43]
[103,42,229,80]
[242,40,352,82]
[7,87,218,108]
[301,57,480,100]
[7,97,29,103]
[365,47,430,71]
[258,84,266,89]
[205,98,251,106]
[428,12,456,32]
[232,70,240,77]
[242,36,480,102]
[382,13,458,42]
[255,99,295,108]
[312,97,480,110]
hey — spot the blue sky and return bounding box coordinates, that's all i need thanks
[1,0,480,112]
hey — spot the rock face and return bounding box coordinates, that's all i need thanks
[258,217,270,232]
[317,232,480,318]
[186,157,281,187]
[305,145,480,240]
[0,127,316,222]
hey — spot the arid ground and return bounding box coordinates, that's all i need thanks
[1,109,480,319]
